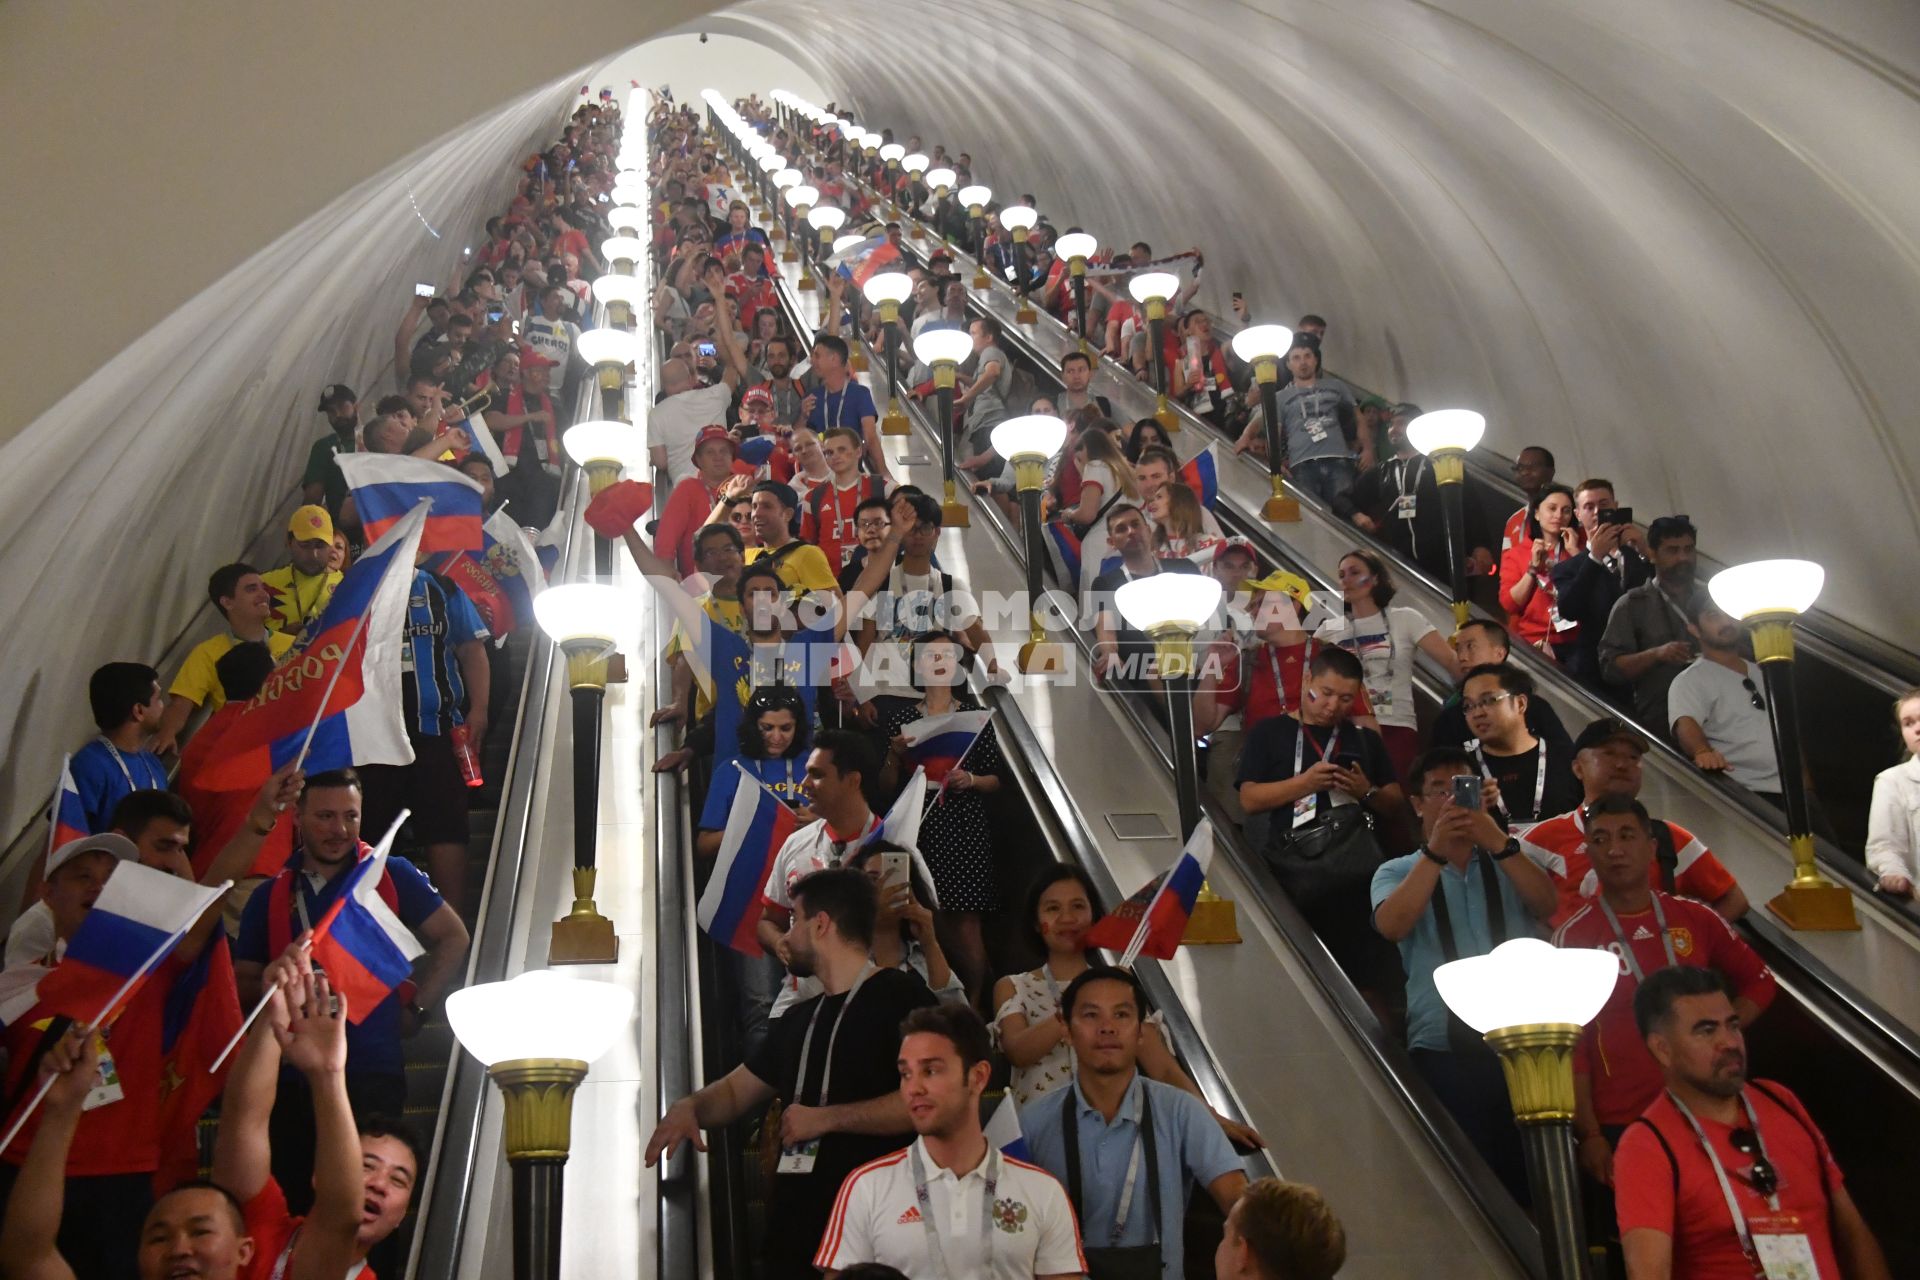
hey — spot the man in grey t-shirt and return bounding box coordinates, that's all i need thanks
[954,315,1014,482]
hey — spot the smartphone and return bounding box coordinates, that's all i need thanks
[696,341,718,358]
[1598,506,1634,527]
[879,851,911,898]
[414,282,438,299]
[1451,774,1483,811]
[487,306,505,324]
[1333,752,1363,772]
[1232,291,1244,303]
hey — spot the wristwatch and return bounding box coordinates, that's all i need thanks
[1419,847,1446,867]
[1491,837,1522,862]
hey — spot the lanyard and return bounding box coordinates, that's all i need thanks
[1666,1090,1780,1257]
[1292,719,1341,823]
[824,384,853,428]
[1265,639,1314,711]
[1473,738,1546,823]
[825,813,884,864]
[1597,894,1678,981]
[794,961,876,1106]
[283,571,328,630]
[909,1142,1000,1280]
[1394,456,1427,502]
[96,738,164,791]
[1062,1081,1162,1248]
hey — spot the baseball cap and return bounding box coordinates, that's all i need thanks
[289,505,334,543]
[517,347,557,369]
[46,832,138,879]
[1572,716,1649,756]
[740,385,775,412]
[317,384,357,411]
[1245,568,1312,606]
[693,424,737,456]
[1215,536,1258,564]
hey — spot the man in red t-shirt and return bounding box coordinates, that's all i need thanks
[1521,716,1748,926]
[800,426,888,571]
[214,951,418,1280]
[1613,966,1889,1280]
[655,426,756,578]
[1553,795,1775,1263]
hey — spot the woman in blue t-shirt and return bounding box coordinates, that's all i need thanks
[695,685,815,856]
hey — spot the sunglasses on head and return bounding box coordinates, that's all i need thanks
[1728,1128,1778,1197]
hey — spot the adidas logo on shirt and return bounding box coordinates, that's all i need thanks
[1632,926,1656,941]
[897,1205,923,1225]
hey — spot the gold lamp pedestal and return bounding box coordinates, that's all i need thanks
[1484,1023,1580,1122]
[1182,880,1241,945]
[1261,474,1300,523]
[551,645,621,965]
[551,866,619,965]
[492,1057,590,1161]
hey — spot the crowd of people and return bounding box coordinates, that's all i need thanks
[609,91,1901,1279]
[0,93,642,1280]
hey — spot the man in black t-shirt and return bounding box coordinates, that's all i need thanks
[644,868,935,1279]
[1430,619,1572,753]
[1458,664,1579,828]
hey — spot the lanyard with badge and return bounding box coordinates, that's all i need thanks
[1666,1091,1821,1279]
[1393,457,1427,521]
[1297,388,1338,444]
[284,571,327,631]
[1473,738,1546,824]
[1267,639,1313,715]
[1062,1084,1162,1278]
[1597,895,1677,980]
[96,737,165,791]
[777,961,877,1174]
[1335,608,1396,714]
[909,1142,1002,1280]
[1291,721,1342,829]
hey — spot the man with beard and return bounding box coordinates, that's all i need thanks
[301,384,359,516]
[233,771,468,1212]
[1614,966,1888,1279]
[814,1005,1084,1278]
[744,335,807,434]
[1599,516,1701,732]
[645,868,935,1280]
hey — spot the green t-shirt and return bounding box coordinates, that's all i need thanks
[303,432,355,516]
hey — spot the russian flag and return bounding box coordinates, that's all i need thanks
[880,766,941,910]
[1046,522,1083,589]
[336,453,484,554]
[738,435,779,468]
[192,504,426,792]
[308,830,424,1024]
[900,709,993,784]
[438,508,547,643]
[448,410,510,475]
[984,1094,1031,1162]
[698,764,798,955]
[1181,445,1220,510]
[48,755,86,854]
[826,235,904,288]
[32,862,227,1028]
[1082,819,1216,964]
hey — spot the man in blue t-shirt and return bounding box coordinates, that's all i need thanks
[234,769,469,1213]
[803,333,891,483]
[68,662,170,832]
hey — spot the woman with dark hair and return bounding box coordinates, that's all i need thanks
[1124,417,1175,463]
[693,685,812,857]
[990,865,1266,1146]
[882,633,1004,999]
[1499,482,1585,669]
[1314,549,1461,778]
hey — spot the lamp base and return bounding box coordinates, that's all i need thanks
[1018,639,1067,675]
[1155,396,1180,433]
[1015,303,1037,326]
[881,408,911,436]
[798,273,817,292]
[1261,494,1301,522]
[850,348,869,373]
[910,224,927,241]
[941,500,971,528]
[1182,895,1241,945]
[972,267,991,289]
[1767,881,1860,931]
[551,869,620,965]
[781,245,798,262]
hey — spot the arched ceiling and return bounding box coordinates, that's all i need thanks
[0,0,1915,833]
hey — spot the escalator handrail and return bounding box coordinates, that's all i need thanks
[763,252,1542,1274]
[408,448,588,1280]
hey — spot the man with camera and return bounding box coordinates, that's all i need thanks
[1550,479,1652,682]
[1370,746,1560,1202]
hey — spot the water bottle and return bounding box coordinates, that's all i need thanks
[453,723,483,788]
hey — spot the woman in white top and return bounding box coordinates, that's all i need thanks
[768,839,965,1018]
[1867,688,1920,896]
[991,866,1265,1149]
[1314,549,1461,780]
[1062,428,1141,603]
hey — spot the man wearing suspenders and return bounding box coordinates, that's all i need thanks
[1370,747,1560,1204]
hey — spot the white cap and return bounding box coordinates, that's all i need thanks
[46,833,137,878]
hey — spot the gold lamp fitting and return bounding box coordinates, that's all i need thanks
[550,866,619,965]
[882,397,910,437]
[1483,1023,1582,1123]
[1145,621,1200,683]
[1182,879,1241,945]
[605,301,632,329]
[490,1058,590,1162]
[1262,473,1301,523]
[595,364,625,392]
[583,460,622,499]
[1154,392,1180,433]
[1429,447,1467,487]
[941,477,970,529]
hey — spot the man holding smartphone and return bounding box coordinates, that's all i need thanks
[1371,746,1560,1202]
[1550,479,1652,681]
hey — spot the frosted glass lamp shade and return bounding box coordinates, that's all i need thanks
[913,329,974,367]
[863,272,913,306]
[575,328,640,370]
[999,205,1038,233]
[1434,938,1618,1034]
[1055,232,1098,262]
[562,420,645,469]
[990,415,1068,463]
[1230,325,1293,363]
[1116,575,1224,634]
[1406,409,1487,456]
[1128,271,1179,305]
[1709,561,1825,620]
[446,970,635,1067]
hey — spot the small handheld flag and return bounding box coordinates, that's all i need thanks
[899,710,993,785]
[698,765,798,955]
[308,818,425,1023]
[1180,445,1220,510]
[879,766,941,910]
[984,1094,1030,1161]
[47,756,86,859]
[1083,819,1215,964]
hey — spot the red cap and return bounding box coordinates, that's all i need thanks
[585,480,655,538]
[693,424,737,455]
[517,346,557,369]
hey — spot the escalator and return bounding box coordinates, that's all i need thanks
[834,214,1920,1270]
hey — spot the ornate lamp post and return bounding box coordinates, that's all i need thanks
[1230,324,1299,521]
[590,274,643,329]
[900,153,931,239]
[999,205,1039,325]
[990,414,1071,674]
[1115,574,1224,839]
[574,327,640,423]
[957,184,993,288]
[912,327,976,528]
[1128,271,1181,432]
[1054,232,1099,350]
[1406,409,1487,629]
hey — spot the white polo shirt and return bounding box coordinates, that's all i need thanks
[815,1138,1086,1279]
[760,812,885,913]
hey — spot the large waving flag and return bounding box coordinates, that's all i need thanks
[899,709,993,785]
[336,453,484,553]
[1082,819,1215,964]
[47,756,86,855]
[153,936,242,1192]
[698,764,798,956]
[437,507,547,643]
[30,861,227,1029]
[193,504,426,792]
[1045,522,1083,590]
[984,1094,1031,1162]
[826,234,904,288]
[308,824,424,1024]
[1181,445,1221,510]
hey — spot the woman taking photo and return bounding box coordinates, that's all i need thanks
[1867,688,1920,896]
[1314,549,1460,777]
[882,632,1006,999]
[1499,482,1585,669]
[993,865,1264,1147]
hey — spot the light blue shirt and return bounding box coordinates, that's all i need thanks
[1023,1073,1244,1279]
[1371,851,1544,1051]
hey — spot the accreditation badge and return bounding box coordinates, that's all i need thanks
[1750,1214,1820,1280]
[776,1138,820,1175]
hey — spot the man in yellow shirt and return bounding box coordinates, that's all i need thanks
[150,562,296,755]
[742,481,840,595]
[261,505,344,635]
